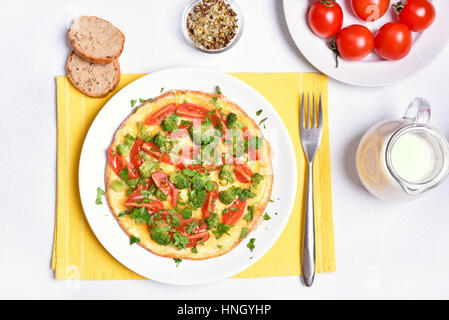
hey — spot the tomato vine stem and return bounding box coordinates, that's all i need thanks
[328,36,340,68]
[320,0,336,8]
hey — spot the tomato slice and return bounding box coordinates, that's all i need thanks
[233,163,253,183]
[177,218,210,247]
[129,138,144,169]
[151,171,171,195]
[176,103,209,118]
[186,231,210,248]
[151,170,179,206]
[145,103,176,125]
[222,200,247,225]
[108,147,126,175]
[125,197,163,212]
[167,179,179,207]
[202,182,219,218]
[141,142,173,165]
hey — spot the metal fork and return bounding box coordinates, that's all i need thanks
[299,93,323,287]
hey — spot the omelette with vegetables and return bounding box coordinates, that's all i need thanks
[105,90,273,259]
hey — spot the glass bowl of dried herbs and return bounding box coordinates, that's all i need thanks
[182,0,244,53]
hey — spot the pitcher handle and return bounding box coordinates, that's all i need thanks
[402,97,431,125]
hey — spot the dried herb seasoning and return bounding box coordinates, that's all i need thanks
[186,0,239,50]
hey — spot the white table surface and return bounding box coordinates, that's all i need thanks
[1,0,449,300]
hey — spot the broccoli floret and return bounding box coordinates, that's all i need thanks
[169,171,191,189]
[226,112,244,129]
[189,121,221,146]
[188,189,208,209]
[173,232,189,250]
[219,164,236,184]
[161,114,178,132]
[205,213,220,230]
[218,187,239,205]
[251,173,264,188]
[152,133,172,153]
[150,226,172,245]
[226,113,237,126]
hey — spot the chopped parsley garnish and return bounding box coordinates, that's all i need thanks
[95,187,105,205]
[173,258,182,267]
[130,235,140,245]
[244,205,255,222]
[259,117,267,126]
[129,207,151,224]
[217,244,223,249]
[117,210,131,218]
[130,99,137,108]
[191,246,198,254]
[263,213,271,221]
[213,224,233,239]
[211,97,219,107]
[216,86,222,95]
[160,87,164,93]
[256,109,263,116]
[173,232,189,250]
[205,213,220,230]
[247,238,256,252]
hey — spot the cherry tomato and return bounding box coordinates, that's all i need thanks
[233,163,253,183]
[334,25,374,61]
[222,200,247,225]
[350,0,389,22]
[107,147,126,175]
[202,182,219,218]
[176,103,209,118]
[375,22,413,60]
[393,0,435,32]
[308,0,343,38]
[145,103,176,125]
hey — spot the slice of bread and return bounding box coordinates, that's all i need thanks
[66,51,121,98]
[68,16,125,65]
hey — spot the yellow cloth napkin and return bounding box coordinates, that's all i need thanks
[53,73,335,280]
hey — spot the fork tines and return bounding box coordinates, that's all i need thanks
[300,92,323,130]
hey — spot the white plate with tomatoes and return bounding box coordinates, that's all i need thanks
[78,67,297,285]
[283,0,448,86]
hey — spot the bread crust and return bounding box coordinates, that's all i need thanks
[105,90,273,260]
[68,16,125,65]
[66,51,121,98]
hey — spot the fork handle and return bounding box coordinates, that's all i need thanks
[302,161,315,287]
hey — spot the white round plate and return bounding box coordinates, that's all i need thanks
[79,67,297,285]
[283,0,449,86]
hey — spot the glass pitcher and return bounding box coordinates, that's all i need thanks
[356,98,449,202]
